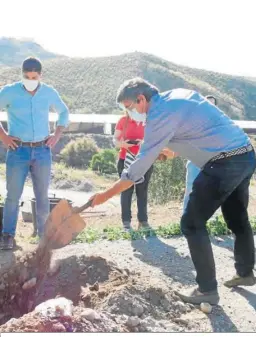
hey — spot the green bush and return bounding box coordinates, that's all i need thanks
[149,157,186,205]
[60,137,98,168]
[90,149,117,174]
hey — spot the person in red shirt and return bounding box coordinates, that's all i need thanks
[114,112,153,231]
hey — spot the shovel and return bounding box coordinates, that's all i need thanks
[39,198,94,251]
[26,198,94,312]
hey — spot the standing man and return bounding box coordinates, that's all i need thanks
[0,57,69,250]
[183,95,218,211]
[89,78,256,304]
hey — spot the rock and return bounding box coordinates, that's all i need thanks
[76,181,93,192]
[22,277,37,290]
[173,318,189,326]
[89,281,99,291]
[126,316,140,328]
[172,294,180,301]
[175,301,187,313]
[35,297,73,318]
[51,322,66,332]
[0,283,5,291]
[141,316,156,328]
[48,260,61,276]
[132,304,144,316]
[82,308,101,322]
[165,323,180,332]
[200,302,212,314]
[160,298,170,311]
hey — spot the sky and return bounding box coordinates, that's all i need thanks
[0,0,255,77]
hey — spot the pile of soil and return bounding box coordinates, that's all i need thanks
[0,306,127,333]
[0,252,197,332]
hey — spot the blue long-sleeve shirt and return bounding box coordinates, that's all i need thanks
[0,81,69,142]
[121,88,250,183]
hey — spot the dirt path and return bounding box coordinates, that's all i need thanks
[0,179,119,215]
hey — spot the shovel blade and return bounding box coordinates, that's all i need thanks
[43,199,87,249]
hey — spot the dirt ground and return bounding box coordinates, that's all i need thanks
[0,235,256,332]
[0,189,256,332]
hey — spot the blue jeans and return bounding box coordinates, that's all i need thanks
[2,145,52,237]
[183,161,200,212]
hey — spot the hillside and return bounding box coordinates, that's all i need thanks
[0,49,255,120]
[0,37,59,67]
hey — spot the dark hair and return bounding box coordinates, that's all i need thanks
[205,95,217,106]
[22,57,42,73]
[116,77,159,103]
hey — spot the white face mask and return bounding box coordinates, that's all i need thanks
[22,79,39,91]
[128,109,146,124]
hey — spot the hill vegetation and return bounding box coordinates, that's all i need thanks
[0,39,255,120]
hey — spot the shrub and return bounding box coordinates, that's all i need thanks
[60,137,98,168]
[90,149,117,174]
[149,157,186,205]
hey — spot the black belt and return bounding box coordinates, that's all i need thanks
[210,144,253,162]
[15,140,47,147]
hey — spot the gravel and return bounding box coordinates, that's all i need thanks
[52,235,256,332]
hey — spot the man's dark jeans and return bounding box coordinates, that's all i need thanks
[117,159,153,223]
[181,150,256,292]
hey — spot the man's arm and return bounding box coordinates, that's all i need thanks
[121,111,177,183]
[50,88,69,129]
[90,109,182,207]
[0,86,19,149]
[46,88,69,148]
[0,86,9,110]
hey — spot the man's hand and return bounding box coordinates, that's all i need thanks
[45,133,61,148]
[89,180,134,207]
[89,192,110,207]
[46,126,65,149]
[0,133,19,150]
[158,148,177,161]
[158,153,167,161]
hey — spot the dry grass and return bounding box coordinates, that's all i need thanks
[53,162,116,189]
[0,162,116,191]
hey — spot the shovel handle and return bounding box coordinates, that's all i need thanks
[73,199,93,214]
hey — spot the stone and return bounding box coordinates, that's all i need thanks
[48,260,61,276]
[22,277,37,290]
[82,308,101,322]
[175,301,187,313]
[160,298,170,311]
[132,304,144,316]
[126,316,140,328]
[200,302,212,314]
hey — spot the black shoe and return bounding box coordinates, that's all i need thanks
[0,234,14,250]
